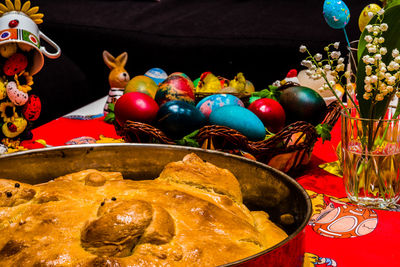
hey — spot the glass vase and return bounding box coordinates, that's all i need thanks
[341,107,400,209]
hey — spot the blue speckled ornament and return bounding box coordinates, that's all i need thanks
[144,68,168,85]
[323,0,350,29]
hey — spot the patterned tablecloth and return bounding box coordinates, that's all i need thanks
[28,115,400,267]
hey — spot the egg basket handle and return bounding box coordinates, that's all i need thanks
[117,120,175,145]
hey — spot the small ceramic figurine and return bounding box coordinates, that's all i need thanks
[103,50,130,115]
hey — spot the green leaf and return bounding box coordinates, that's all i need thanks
[356,5,400,119]
[104,112,115,123]
[315,123,333,143]
[250,85,281,101]
[108,103,115,112]
[175,130,200,147]
[385,0,400,9]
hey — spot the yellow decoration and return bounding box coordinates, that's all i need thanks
[0,43,16,58]
[35,139,47,146]
[96,135,124,143]
[0,101,16,122]
[2,116,27,138]
[1,138,27,153]
[14,71,33,93]
[228,72,246,93]
[196,72,221,93]
[0,0,44,24]
[0,81,6,100]
[358,4,381,32]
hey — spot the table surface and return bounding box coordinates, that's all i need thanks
[28,97,400,267]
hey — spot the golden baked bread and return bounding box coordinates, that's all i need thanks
[0,153,287,266]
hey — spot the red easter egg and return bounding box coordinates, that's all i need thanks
[3,53,28,76]
[22,95,41,121]
[155,75,195,106]
[248,98,286,133]
[114,92,159,126]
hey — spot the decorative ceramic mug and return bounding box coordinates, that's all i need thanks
[0,11,61,75]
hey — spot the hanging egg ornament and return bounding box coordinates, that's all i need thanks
[155,75,195,106]
[2,117,27,138]
[22,95,41,121]
[323,0,350,29]
[3,53,28,76]
[125,75,158,98]
[6,81,28,106]
[358,4,381,32]
[144,67,168,85]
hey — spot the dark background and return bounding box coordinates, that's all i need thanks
[33,0,375,126]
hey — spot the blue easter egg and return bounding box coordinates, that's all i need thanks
[323,0,350,29]
[209,106,266,141]
[196,94,244,119]
[145,68,168,85]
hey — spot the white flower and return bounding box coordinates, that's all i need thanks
[385,72,392,80]
[394,63,400,71]
[374,54,382,61]
[368,46,377,53]
[338,57,345,64]
[299,45,307,53]
[375,94,384,101]
[395,56,400,64]
[377,9,385,15]
[393,49,400,58]
[301,60,313,68]
[362,55,370,64]
[346,83,354,91]
[333,42,340,49]
[388,62,396,71]
[387,85,394,92]
[306,70,313,76]
[368,57,376,65]
[380,67,387,74]
[365,65,372,76]
[363,93,371,100]
[323,64,331,71]
[368,11,374,18]
[366,25,373,32]
[336,63,345,72]
[364,76,371,84]
[380,23,388,31]
[370,75,378,83]
[344,71,351,78]
[378,37,385,43]
[331,51,341,59]
[380,47,387,55]
[365,35,373,43]
[314,53,322,61]
[329,80,336,86]
[364,84,372,92]
[388,76,397,85]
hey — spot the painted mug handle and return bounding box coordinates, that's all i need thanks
[39,31,61,59]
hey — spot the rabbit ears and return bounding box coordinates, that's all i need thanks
[103,50,128,69]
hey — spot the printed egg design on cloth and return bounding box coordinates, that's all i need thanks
[144,67,168,85]
[22,94,41,121]
[7,81,28,106]
[2,117,27,138]
[209,106,266,141]
[155,75,195,106]
[3,53,28,76]
[196,94,244,119]
[323,0,350,29]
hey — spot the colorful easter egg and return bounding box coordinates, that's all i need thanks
[6,81,28,106]
[144,68,168,85]
[3,53,28,76]
[155,75,195,106]
[115,92,159,126]
[196,94,244,119]
[323,0,350,29]
[22,94,41,121]
[125,75,158,98]
[209,106,266,141]
[279,86,327,125]
[156,100,206,139]
[2,117,27,138]
[358,4,381,32]
[248,98,286,133]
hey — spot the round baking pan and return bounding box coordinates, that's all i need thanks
[0,143,311,266]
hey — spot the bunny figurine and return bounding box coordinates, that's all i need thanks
[103,50,130,115]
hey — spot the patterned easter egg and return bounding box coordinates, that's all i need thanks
[323,0,350,29]
[6,81,28,106]
[2,117,27,138]
[209,106,266,141]
[196,94,244,119]
[155,75,195,106]
[3,53,28,76]
[125,75,158,98]
[145,68,168,85]
[22,94,41,121]
[358,4,381,32]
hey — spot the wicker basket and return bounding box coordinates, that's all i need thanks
[115,101,341,173]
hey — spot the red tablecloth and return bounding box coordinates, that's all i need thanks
[30,116,400,267]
